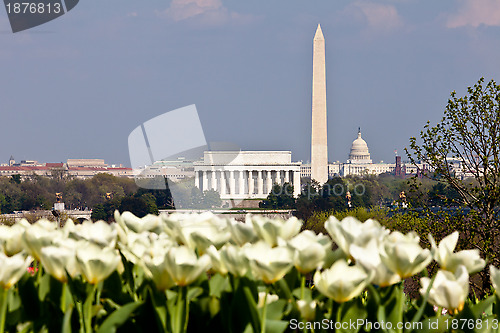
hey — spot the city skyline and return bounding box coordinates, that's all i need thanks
[2,1,500,167]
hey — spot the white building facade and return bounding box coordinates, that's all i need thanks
[194,151,301,200]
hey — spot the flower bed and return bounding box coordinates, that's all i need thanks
[0,212,498,332]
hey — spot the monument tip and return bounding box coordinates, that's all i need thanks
[314,24,324,40]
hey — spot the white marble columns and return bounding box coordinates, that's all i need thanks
[257,171,264,196]
[196,168,300,199]
[248,171,254,195]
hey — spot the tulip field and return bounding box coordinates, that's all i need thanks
[0,211,499,332]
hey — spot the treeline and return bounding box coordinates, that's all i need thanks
[260,174,462,221]
[0,174,223,220]
[0,174,157,214]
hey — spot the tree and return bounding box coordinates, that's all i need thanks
[119,197,151,218]
[407,77,500,282]
[10,174,21,184]
[408,78,500,222]
[202,189,222,209]
[260,183,295,209]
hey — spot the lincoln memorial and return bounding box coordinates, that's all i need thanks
[193,151,301,200]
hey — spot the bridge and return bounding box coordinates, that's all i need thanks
[1,210,92,223]
[1,209,295,223]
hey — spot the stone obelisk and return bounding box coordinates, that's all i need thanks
[311,24,328,184]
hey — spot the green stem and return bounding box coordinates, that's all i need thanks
[261,292,267,333]
[83,284,98,333]
[61,283,67,312]
[300,275,306,300]
[96,283,102,307]
[183,287,189,333]
[173,287,189,333]
[76,302,84,333]
[36,260,42,283]
[335,302,342,324]
[0,288,8,333]
[407,274,437,333]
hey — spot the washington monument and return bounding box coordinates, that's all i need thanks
[311,24,328,184]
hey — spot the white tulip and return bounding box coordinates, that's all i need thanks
[190,228,231,253]
[429,231,485,274]
[0,252,32,289]
[206,245,228,275]
[243,241,293,284]
[219,244,250,277]
[490,266,500,298]
[116,211,163,234]
[0,223,27,256]
[163,212,229,249]
[22,221,60,261]
[119,231,173,264]
[297,300,317,321]
[142,246,175,291]
[61,218,75,236]
[40,246,78,283]
[380,231,432,279]
[76,243,121,284]
[227,219,258,246]
[287,231,332,274]
[313,260,373,303]
[350,238,401,287]
[420,265,469,314]
[249,215,301,247]
[324,216,388,257]
[119,232,151,264]
[257,292,279,308]
[69,220,117,248]
[164,246,211,286]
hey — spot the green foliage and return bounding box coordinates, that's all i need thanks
[260,183,295,209]
[303,207,390,234]
[202,189,222,209]
[10,174,21,184]
[166,179,222,209]
[407,78,500,292]
[408,78,500,224]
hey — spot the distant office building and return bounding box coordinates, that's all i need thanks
[0,158,133,179]
[67,159,107,168]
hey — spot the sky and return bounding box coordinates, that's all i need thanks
[1,0,500,167]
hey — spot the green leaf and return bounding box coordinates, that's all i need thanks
[187,286,203,302]
[377,284,404,333]
[292,286,312,301]
[135,287,166,333]
[38,274,51,302]
[209,274,229,298]
[243,286,261,333]
[17,275,40,321]
[61,305,74,333]
[471,296,495,319]
[265,299,287,320]
[417,315,450,333]
[96,301,142,333]
[264,319,289,333]
[338,298,367,333]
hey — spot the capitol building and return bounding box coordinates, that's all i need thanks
[300,128,419,179]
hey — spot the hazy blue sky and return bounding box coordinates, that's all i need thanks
[1,0,500,166]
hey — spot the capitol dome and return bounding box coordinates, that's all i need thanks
[348,128,372,164]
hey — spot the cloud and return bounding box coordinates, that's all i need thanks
[157,0,255,25]
[447,0,500,28]
[344,1,403,32]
